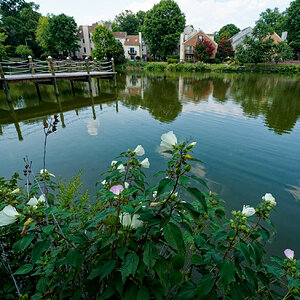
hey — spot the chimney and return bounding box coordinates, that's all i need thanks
[281,31,287,41]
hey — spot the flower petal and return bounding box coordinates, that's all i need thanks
[284,249,294,259]
[134,145,145,156]
[110,185,124,195]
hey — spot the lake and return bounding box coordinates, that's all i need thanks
[0,71,299,256]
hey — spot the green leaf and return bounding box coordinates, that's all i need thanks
[269,256,285,267]
[31,240,51,264]
[120,252,139,282]
[170,270,182,286]
[143,241,158,269]
[219,260,235,288]
[176,282,197,299]
[197,274,214,297]
[287,275,300,288]
[88,259,116,280]
[265,264,285,278]
[187,187,207,212]
[36,277,47,293]
[137,286,150,300]
[172,254,185,270]
[42,225,55,235]
[179,176,190,186]
[121,205,134,214]
[157,178,174,196]
[163,223,185,254]
[14,233,35,252]
[66,249,84,270]
[191,254,206,266]
[190,175,208,189]
[116,246,127,260]
[14,264,34,275]
[154,258,168,289]
[238,242,252,265]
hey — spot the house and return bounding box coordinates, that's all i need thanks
[76,22,111,58]
[229,27,253,50]
[179,26,218,62]
[123,33,143,61]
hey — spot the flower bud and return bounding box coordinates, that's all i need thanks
[184,164,191,172]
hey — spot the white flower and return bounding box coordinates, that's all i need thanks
[141,158,150,168]
[262,193,276,206]
[0,205,20,226]
[131,214,143,229]
[153,191,157,198]
[119,212,132,227]
[160,131,177,149]
[40,169,55,178]
[117,164,125,173]
[242,205,256,217]
[101,179,107,185]
[111,160,117,166]
[27,196,38,206]
[188,142,197,148]
[124,182,129,189]
[11,188,20,194]
[38,194,46,203]
[119,213,143,229]
[134,145,145,156]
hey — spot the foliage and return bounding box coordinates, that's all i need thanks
[15,45,33,59]
[167,58,177,64]
[0,32,8,60]
[216,40,234,61]
[92,25,123,62]
[214,24,240,44]
[253,8,287,39]
[286,0,300,57]
[35,16,52,55]
[113,10,140,35]
[274,41,294,62]
[1,132,300,299]
[0,0,42,57]
[143,0,186,59]
[236,36,274,64]
[194,39,215,62]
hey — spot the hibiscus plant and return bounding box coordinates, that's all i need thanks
[0,131,299,299]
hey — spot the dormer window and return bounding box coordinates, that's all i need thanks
[127,39,130,42]
[135,39,138,42]
[198,35,203,42]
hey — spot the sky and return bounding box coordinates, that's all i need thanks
[33,0,291,33]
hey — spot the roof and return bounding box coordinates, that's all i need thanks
[124,35,140,46]
[88,23,98,34]
[184,30,218,46]
[113,32,127,39]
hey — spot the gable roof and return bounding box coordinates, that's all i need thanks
[113,32,127,39]
[184,29,218,46]
[124,35,140,46]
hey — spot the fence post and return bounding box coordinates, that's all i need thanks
[28,56,35,74]
[66,57,72,73]
[93,58,97,72]
[0,62,12,102]
[47,56,59,97]
[111,58,116,88]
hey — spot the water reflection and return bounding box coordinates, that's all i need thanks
[0,72,300,138]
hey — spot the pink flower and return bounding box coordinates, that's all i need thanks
[110,185,124,195]
[284,249,294,259]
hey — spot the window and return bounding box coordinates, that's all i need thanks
[198,35,203,42]
[127,38,130,42]
[130,47,135,53]
[83,38,85,43]
[135,39,138,42]
[83,47,86,53]
[131,55,135,60]
[116,39,120,42]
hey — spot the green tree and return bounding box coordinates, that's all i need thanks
[236,36,274,63]
[113,10,139,35]
[253,8,287,39]
[275,41,294,61]
[92,24,119,61]
[15,44,33,59]
[0,0,42,57]
[114,41,126,64]
[36,14,79,56]
[143,0,185,59]
[0,33,8,60]
[215,24,240,44]
[286,0,300,58]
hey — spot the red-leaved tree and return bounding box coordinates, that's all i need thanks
[194,39,215,62]
[216,40,235,61]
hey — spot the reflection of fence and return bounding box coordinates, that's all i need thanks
[0,56,117,102]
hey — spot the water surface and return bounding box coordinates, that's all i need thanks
[0,71,299,256]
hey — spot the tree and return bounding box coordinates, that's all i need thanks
[15,44,33,59]
[253,8,287,39]
[286,0,300,58]
[194,39,215,62]
[114,41,126,64]
[143,0,185,59]
[92,24,119,61]
[216,40,234,61]
[214,24,240,44]
[113,10,139,35]
[36,14,79,56]
[0,0,42,57]
[236,36,274,63]
[274,41,294,61]
[0,32,8,60]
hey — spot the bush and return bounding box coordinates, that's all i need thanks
[15,45,33,59]
[1,130,299,299]
[167,58,178,64]
[145,62,167,71]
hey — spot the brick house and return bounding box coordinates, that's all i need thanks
[179,27,218,62]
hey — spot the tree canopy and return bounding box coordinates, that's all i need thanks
[113,10,139,35]
[214,24,240,44]
[36,14,79,56]
[143,0,186,59]
[286,0,300,57]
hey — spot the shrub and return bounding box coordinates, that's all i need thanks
[216,40,235,62]
[15,45,33,59]
[145,62,167,71]
[167,58,178,64]
[194,39,215,62]
[1,130,299,299]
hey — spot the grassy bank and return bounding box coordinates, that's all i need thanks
[117,61,300,74]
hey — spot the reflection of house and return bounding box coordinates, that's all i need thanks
[178,76,213,102]
[120,74,144,98]
[76,22,111,58]
[179,26,217,62]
